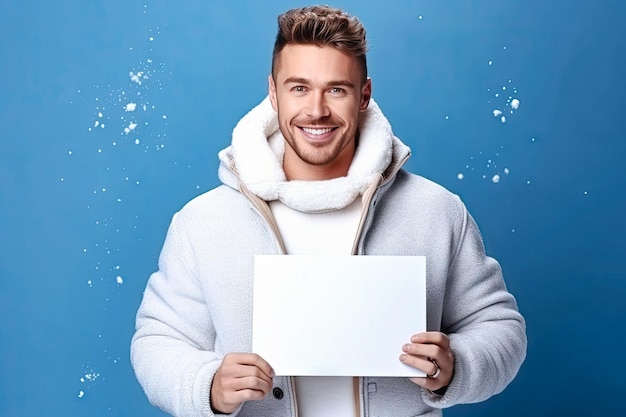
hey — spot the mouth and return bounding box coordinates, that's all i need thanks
[298,126,338,140]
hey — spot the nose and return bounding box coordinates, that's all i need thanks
[305,91,330,119]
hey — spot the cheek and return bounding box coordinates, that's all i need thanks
[338,103,362,124]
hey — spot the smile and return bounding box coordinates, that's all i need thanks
[300,127,336,136]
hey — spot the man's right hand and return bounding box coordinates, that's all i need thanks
[210,353,275,414]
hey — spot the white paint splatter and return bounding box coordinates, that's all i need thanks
[116,276,124,285]
[510,98,520,110]
[125,102,137,112]
[504,168,510,175]
[493,109,503,117]
[457,173,464,180]
[492,174,500,183]
[78,391,84,398]
[500,116,507,123]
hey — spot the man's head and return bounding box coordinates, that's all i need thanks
[269,6,372,181]
[271,5,368,85]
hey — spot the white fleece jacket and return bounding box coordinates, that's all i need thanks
[131,96,527,417]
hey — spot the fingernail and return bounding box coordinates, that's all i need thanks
[402,344,409,352]
[400,354,407,361]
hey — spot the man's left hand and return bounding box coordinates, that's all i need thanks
[399,332,455,392]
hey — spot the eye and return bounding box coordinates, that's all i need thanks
[329,87,346,96]
[291,86,307,93]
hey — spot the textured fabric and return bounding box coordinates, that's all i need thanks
[130,97,527,417]
[270,198,362,255]
[295,377,357,417]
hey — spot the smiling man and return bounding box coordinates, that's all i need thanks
[269,43,371,180]
[131,5,527,417]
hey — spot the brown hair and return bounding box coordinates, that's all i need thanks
[271,5,368,84]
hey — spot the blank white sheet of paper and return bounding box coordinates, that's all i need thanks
[252,255,426,377]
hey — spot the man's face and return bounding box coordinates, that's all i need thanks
[269,44,371,181]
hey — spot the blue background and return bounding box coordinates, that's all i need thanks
[1,0,624,416]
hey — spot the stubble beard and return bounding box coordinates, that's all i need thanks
[280,118,354,167]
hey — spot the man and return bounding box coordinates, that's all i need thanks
[131,5,526,417]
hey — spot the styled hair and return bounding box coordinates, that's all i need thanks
[271,5,368,83]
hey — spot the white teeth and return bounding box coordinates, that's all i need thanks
[302,127,333,135]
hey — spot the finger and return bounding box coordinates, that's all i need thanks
[228,374,273,395]
[410,332,450,348]
[228,385,270,406]
[400,355,446,391]
[405,332,453,370]
[401,344,455,391]
[250,354,275,379]
[402,342,440,360]
[220,365,274,392]
[402,342,454,379]
[399,353,437,376]
[223,353,275,379]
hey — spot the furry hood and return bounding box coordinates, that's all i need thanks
[218,96,411,213]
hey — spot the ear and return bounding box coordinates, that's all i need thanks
[359,78,372,112]
[268,75,278,112]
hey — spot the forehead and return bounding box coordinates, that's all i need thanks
[274,44,361,84]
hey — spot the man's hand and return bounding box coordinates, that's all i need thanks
[210,353,274,414]
[399,332,455,392]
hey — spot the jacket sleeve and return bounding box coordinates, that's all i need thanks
[422,201,527,407]
[130,213,235,417]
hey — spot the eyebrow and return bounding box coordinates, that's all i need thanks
[283,77,356,89]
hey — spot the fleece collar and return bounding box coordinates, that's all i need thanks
[218,96,410,213]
